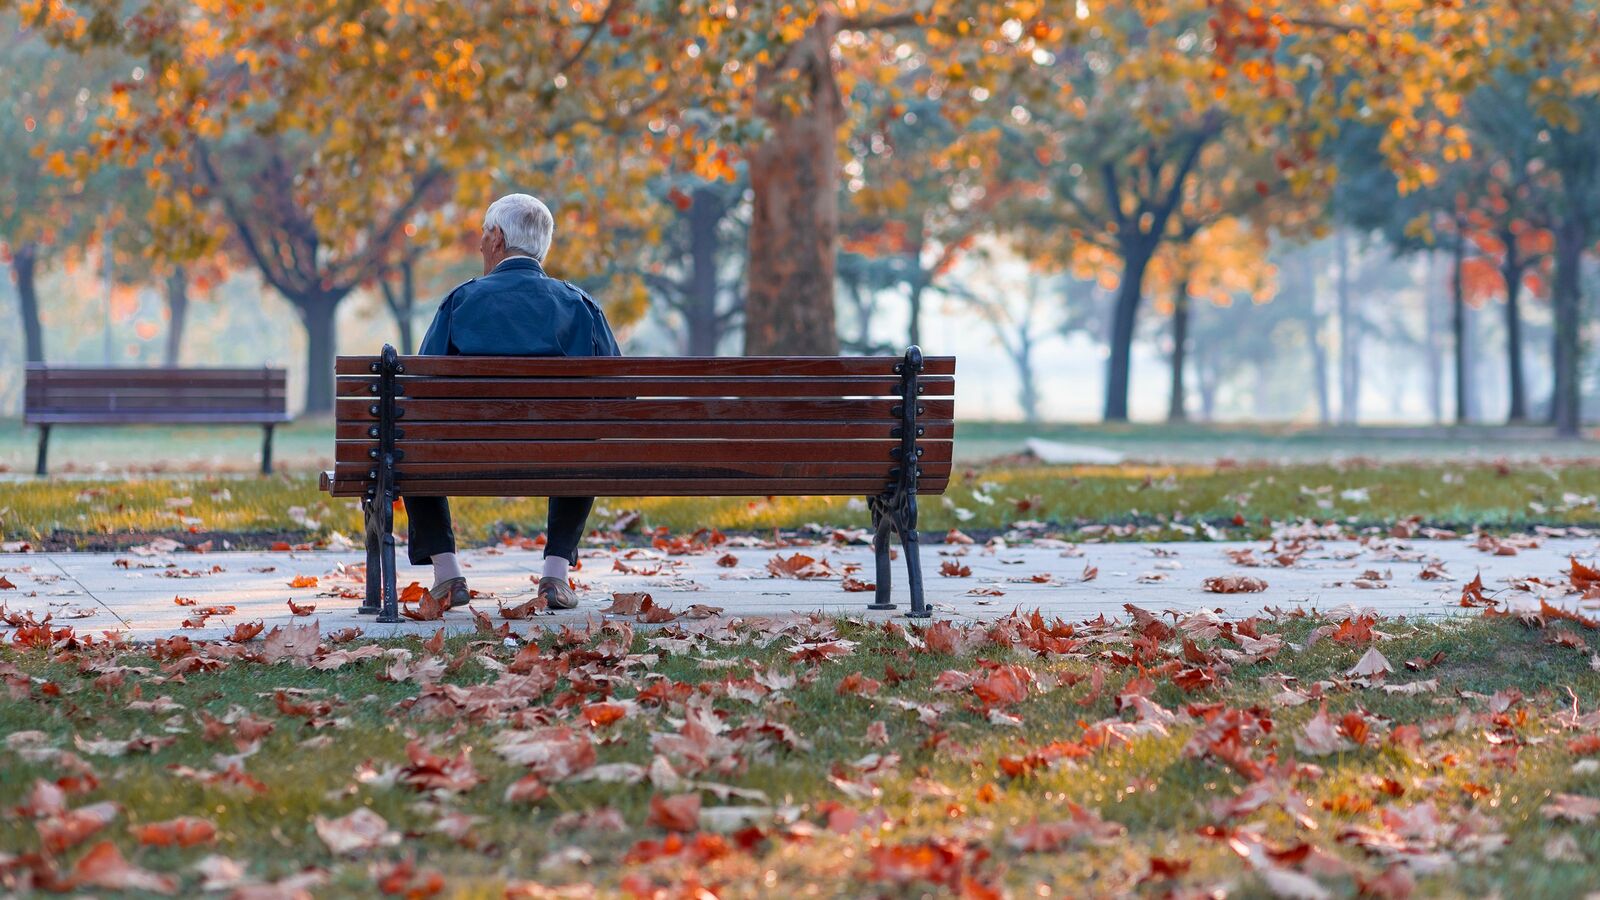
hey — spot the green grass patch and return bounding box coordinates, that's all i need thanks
[6,459,1600,550]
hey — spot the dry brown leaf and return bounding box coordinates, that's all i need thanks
[1203,575,1268,594]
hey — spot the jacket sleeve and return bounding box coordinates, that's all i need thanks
[582,293,622,357]
[418,284,467,356]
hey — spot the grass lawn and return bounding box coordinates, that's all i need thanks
[2,418,1594,477]
[4,605,1600,896]
[5,459,1600,550]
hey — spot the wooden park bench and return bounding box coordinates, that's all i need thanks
[320,345,956,623]
[24,365,291,476]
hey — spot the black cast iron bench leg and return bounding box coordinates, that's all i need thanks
[34,424,50,477]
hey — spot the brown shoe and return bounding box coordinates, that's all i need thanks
[537,576,579,610]
[430,577,472,610]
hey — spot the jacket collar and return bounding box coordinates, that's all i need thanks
[492,256,545,274]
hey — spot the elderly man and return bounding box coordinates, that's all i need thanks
[406,193,620,611]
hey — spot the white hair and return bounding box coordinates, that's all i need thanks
[483,193,554,263]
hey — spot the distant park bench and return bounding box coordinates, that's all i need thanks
[320,345,956,623]
[24,365,291,476]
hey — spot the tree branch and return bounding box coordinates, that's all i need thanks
[555,0,618,77]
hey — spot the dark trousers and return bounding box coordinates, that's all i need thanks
[405,496,594,566]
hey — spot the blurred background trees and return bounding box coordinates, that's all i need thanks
[5,0,1600,433]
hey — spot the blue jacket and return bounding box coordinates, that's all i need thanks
[418,257,621,357]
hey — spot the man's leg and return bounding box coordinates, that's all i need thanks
[542,496,595,576]
[404,497,463,591]
[537,497,593,609]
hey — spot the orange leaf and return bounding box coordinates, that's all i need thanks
[131,816,216,848]
[648,793,700,832]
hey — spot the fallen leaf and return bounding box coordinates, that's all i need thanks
[66,841,177,894]
[1203,575,1268,594]
[1347,647,1393,679]
[38,801,120,853]
[1295,708,1355,756]
[647,793,700,832]
[131,816,217,848]
[1543,793,1600,824]
[314,808,400,855]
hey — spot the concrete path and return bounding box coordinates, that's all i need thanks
[3,534,1597,641]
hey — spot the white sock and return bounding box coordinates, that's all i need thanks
[541,556,569,580]
[432,552,463,585]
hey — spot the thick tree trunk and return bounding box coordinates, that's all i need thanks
[295,292,345,415]
[12,242,44,364]
[1501,236,1528,423]
[1451,233,1470,424]
[1167,277,1191,423]
[685,186,725,356]
[1552,217,1585,437]
[744,12,841,356]
[1336,230,1359,424]
[164,267,189,366]
[1103,241,1154,422]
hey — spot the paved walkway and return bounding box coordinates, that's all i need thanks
[2,535,1596,641]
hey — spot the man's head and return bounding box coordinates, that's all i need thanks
[480,193,554,274]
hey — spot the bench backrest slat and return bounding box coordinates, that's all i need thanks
[327,354,955,499]
[334,356,956,378]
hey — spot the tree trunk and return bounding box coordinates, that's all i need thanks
[906,276,925,349]
[1552,216,1585,437]
[380,259,417,355]
[12,242,44,364]
[164,267,189,366]
[685,187,725,356]
[1501,233,1529,423]
[1423,250,1444,424]
[1252,360,1272,419]
[1167,276,1191,423]
[1103,240,1154,422]
[840,271,874,352]
[743,12,842,356]
[1193,339,1220,421]
[1336,230,1359,424]
[296,292,345,415]
[1451,232,1470,424]
[1293,252,1332,425]
[1015,331,1039,423]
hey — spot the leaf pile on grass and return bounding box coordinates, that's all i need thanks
[6,572,1600,894]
